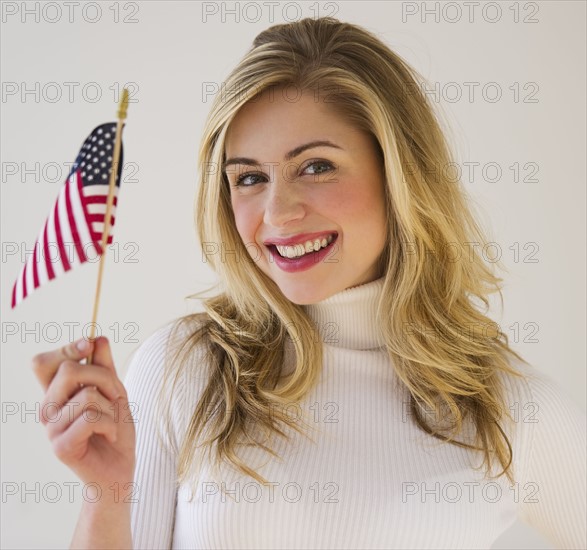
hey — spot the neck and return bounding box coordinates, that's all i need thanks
[302,277,386,350]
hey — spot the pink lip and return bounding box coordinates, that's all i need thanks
[267,234,339,273]
[263,231,338,247]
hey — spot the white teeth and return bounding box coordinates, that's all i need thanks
[275,233,335,259]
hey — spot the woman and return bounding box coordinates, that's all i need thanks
[32,17,586,549]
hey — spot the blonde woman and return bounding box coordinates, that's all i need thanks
[32,17,585,549]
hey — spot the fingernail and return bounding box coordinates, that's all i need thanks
[76,339,90,352]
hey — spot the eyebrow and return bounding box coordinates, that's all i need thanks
[222,140,343,171]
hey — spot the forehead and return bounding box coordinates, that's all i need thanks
[224,88,357,156]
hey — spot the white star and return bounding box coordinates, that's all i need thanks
[91,136,97,142]
[106,145,111,150]
[97,128,103,134]
[88,175,93,181]
[94,168,99,173]
[98,140,104,145]
[99,151,105,156]
[82,171,86,177]
[92,147,97,152]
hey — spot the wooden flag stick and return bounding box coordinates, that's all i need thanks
[87,89,129,364]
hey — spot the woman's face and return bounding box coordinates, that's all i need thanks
[224,87,388,305]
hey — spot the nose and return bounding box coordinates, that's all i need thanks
[262,170,306,228]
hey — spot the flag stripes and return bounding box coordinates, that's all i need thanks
[11,122,123,308]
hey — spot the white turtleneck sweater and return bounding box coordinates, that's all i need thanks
[123,277,586,549]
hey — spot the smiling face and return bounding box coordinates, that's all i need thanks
[224,87,388,305]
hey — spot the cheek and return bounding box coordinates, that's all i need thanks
[231,198,260,244]
[332,178,386,229]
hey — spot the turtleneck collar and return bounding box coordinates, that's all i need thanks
[302,276,386,350]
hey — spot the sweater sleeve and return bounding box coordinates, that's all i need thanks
[123,318,210,549]
[123,322,179,549]
[514,363,587,549]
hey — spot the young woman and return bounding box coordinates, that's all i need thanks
[32,17,586,549]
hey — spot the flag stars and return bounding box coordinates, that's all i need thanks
[77,125,120,188]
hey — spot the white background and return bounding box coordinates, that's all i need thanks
[1,1,585,548]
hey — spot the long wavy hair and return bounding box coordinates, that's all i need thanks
[158,16,528,492]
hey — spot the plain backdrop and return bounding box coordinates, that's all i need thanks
[1,1,585,548]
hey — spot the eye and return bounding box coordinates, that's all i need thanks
[232,171,267,187]
[302,159,334,176]
[229,159,335,188]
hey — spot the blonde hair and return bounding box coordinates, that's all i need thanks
[159,16,528,492]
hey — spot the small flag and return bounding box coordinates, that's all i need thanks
[11,122,124,309]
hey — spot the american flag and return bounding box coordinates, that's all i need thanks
[11,122,124,309]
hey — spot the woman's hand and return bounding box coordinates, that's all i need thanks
[31,336,136,492]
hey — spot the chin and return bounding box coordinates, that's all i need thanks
[271,277,340,306]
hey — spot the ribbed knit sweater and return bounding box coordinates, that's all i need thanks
[124,277,586,549]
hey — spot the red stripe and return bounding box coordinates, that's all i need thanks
[53,191,71,272]
[11,277,17,308]
[21,260,28,304]
[43,218,55,280]
[66,174,87,263]
[91,234,114,244]
[87,214,116,225]
[32,240,40,289]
